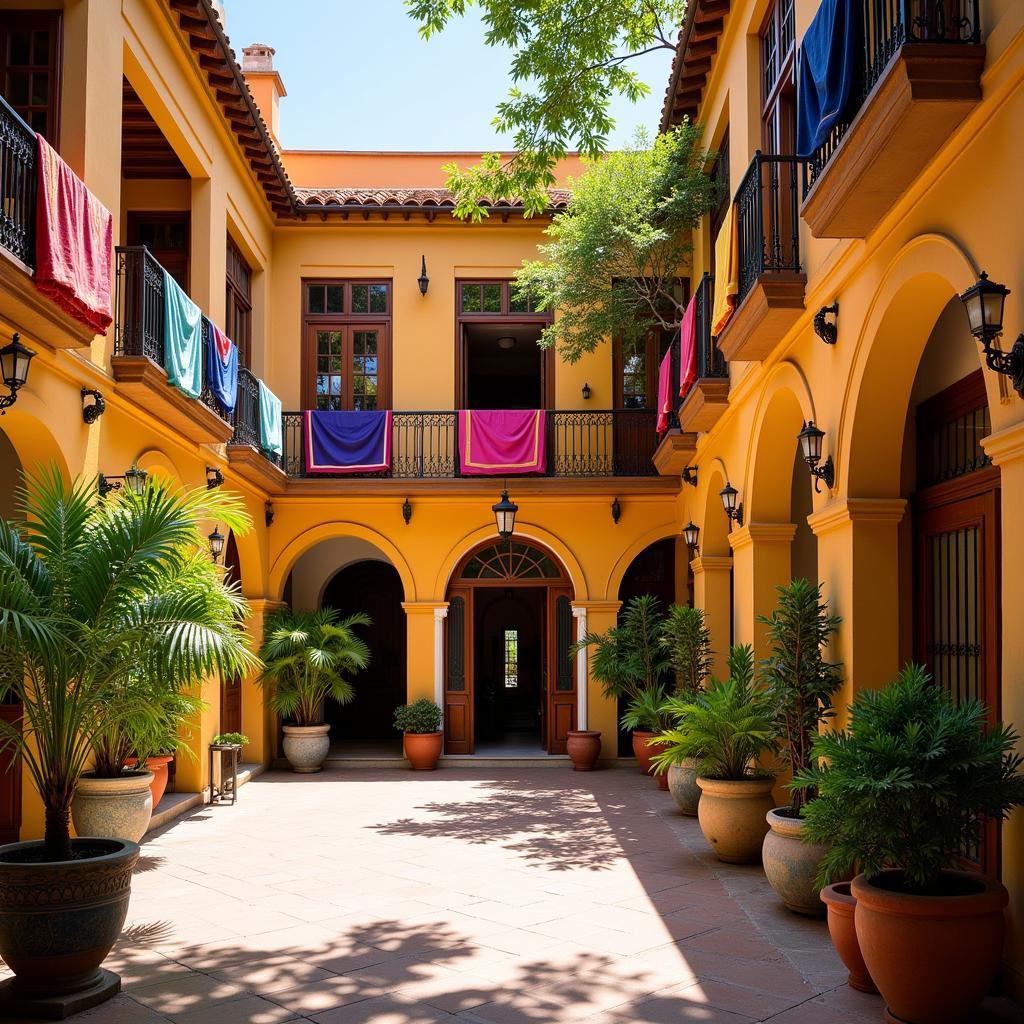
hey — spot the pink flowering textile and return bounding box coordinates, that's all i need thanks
[458,410,546,475]
[655,346,673,435]
[679,294,698,400]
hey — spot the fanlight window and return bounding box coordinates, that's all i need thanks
[458,540,564,581]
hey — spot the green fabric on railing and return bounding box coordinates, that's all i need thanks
[162,269,203,399]
[258,379,282,456]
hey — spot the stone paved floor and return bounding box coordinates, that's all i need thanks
[40,768,1023,1023]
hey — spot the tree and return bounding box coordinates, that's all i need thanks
[514,124,717,363]
[660,603,714,698]
[407,0,687,218]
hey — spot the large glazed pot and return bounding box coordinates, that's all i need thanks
[0,838,139,1015]
[820,882,876,994]
[71,771,153,843]
[631,731,657,777]
[667,760,701,816]
[126,755,173,810]
[282,723,331,773]
[404,731,443,771]
[853,869,1007,1024]
[762,808,829,916]
[566,730,601,771]
[695,776,775,864]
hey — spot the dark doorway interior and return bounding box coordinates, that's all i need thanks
[321,560,406,753]
[464,323,544,409]
[473,587,545,752]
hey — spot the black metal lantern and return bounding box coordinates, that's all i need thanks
[797,420,835,492]
[0,334,36,412]
[208,526,226,563]
[99,464,148,498]
[417,255,429,296]
[581,382,591,400]
[683,521,700,551]
[611,497,621,524]
[959,272,1024,397]
[719,481,743,528]
[682,465,698,487]
[492,489,518,541]
[206,466,225,490]
[402,497,412,525]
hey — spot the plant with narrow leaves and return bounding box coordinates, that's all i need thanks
[795,665,1024,892]
[620,686,673,734]
[394,699,443,735]
[661,604,714,699]
[129,688,206,769]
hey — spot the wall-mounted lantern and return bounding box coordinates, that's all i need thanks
[402,497,412,525]
[98,465,147,499]
[720,481,744,528]
[611,497,622,524]
[682,465,698,487]
[417,255,429,296]
[206,466,225,490]
[813,302,839,345]
[581,382,591,401]
[683,521,700,553]
[208,526,226,564]
[959,272,1024,397]
[0,334,36,414]
[492,488,518,541]
[797,420,835,492]
[81,388,105,424]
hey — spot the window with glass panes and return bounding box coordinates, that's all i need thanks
[0,12,61,142]
[458,280,541,316]
[303,280,391,411]
[503,629,519,688]
[226,235,252,367]
[760,0,796,154]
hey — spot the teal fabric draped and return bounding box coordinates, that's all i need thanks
[258,379,283,456]
[162,269,203,399]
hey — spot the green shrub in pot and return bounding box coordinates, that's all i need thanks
[394,699,444,770]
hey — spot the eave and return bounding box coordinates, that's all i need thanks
[660,1,731,130]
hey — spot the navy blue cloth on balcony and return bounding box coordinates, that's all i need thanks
[206,321,239,415]
[304,410,392,474]
[796,0,858,158]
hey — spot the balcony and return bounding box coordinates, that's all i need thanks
[679,271,729,434]
[226,367,288,491]
[716,154,807,363]
[112,246,234,444]
[801,0,984,239]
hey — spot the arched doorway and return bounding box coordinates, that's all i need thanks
[220,531,243,736]
[446,539,573,755]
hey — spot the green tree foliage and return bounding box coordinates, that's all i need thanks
[407,0,687,218]
[515,125,717,363]
[661,603,714,698]
[795,665,1024,892]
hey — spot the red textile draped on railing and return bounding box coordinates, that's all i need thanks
[679,294,697,400]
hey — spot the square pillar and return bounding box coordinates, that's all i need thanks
[573,601,621,759]
[402,602,449,706]
[239,599,286,766]
[728,524,797,657]
[690,555,733,681]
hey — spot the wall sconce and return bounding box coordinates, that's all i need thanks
[417,255,429,296]
[720,481,744,528]
[813,301,839,345]
[581,382,591,401]
[402,497,412,525]
[611,497,622,524]
[206,466,225,490]
[797,420,835,492]
[81,388,106,424]
[682,465,698,487]
[959,272,1024,397]
[0,333,36,414]
[264,502,275,527]
[208,526,226,564]
[98,465,148,498]
[492,488,518,540]
[683,520,700,553]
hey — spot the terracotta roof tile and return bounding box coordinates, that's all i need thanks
[294,186,572,212]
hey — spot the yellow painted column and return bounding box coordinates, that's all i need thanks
[190,177,227,321]
[402,602,449,706]
[728,524,796,657]
[691,555,733,680]
[240,599,285,766]
[573,600,622,760]
[174,677,220,796]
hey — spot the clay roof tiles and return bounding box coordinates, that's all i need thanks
[293,187,572,212]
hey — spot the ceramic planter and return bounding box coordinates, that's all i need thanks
[0,838,139,1016]
[852,869,1007,1024]
[404,731,443,770]
[125,755,173,810]
[631,730,657,777]
[282,723,331,773]
[695,776,775,864]
[667,760,701,815]
[762,808,829,915]
[71,770,154,843]
[566,730,601,771]
[820,882,876,993]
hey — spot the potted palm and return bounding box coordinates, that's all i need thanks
[796,666,1024,1024]
[759,579,842,915]
[652,645,777,863]
[0,469,254,1016]
[620,686,672,788]
[393,699,443,770]
[259,608,370,773]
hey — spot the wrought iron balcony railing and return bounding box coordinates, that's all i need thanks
[0,95,37,269]
[695,272,727,378]
[230,367,283,468]
[803,0,982,195]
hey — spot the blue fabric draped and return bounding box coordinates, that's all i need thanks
[206,321,238,415]
[797,0,859,158]
[162,269,203,399]
[304,410,392,474]
[258,380,283,457]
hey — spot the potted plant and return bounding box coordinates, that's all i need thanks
[652,645,777,863]
[659,604,714,813]
[212,731,249,749]
[0,469,254,1015]
[758,579,842,915]
[393,699,443,770]
[796,666,1024,1024]
[620,686,672,788]
[259,608,370,773]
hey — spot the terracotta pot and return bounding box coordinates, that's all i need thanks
[762,808,829,916]
[820,882,876,994]
[566,730,601,771]
[282,723,331,773]
[667,761,701,815]
[0,838,139,1015]
[631,730,657,777]
[853,869,1007,1024]
[125,755,173,810]
[404,731,443,770]
[71,771,153,843]
[695,776,775,864]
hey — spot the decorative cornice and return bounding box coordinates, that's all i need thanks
[401,601,449,616]
[690,555,733,573]
[727,523,798,551]
[807,498,908,537]
[572,600,622,615]
[981,420,1024,467]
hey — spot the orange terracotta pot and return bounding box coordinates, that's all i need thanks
[631,731,657,778]
[125,755,173,810]
[404,731,443,771]
[820,882,876,993]
[852,870,1007,1024]
[566,730,601,771]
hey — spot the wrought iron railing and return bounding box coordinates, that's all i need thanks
[276,409,659,479]
[229,366,282,466]
[803,0,982,194]
[0,95,35,269]
[695,272,727,378]
[735,153,806,304]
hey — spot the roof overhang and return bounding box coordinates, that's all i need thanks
[660,0,731,131]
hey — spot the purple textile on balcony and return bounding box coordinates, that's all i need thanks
[458,410,546,475]
[304,410,392,474]
[797,0,858,158]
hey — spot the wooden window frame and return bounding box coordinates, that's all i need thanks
[225,234,252,368]
[127,211,190,292]
[0,10,62,145]
[759,0,796,154]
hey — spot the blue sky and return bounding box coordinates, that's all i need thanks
[221,1,674,152]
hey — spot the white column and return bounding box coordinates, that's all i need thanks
[572,605,588,730]
[433,605,448,707]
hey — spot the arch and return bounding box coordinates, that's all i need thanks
[604,522,681,602]
[0,406,71,487]
[134,446,186,485]
[699,463,732,558]
[452,538,569,585]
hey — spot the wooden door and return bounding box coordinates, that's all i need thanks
[546,588,576,753]
[127,212,190,291]
[445,587,473,754]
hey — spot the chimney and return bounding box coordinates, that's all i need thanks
[241,43,286,145]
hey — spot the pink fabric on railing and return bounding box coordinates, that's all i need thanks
[458,410,546,475]
[33,134,113,334]
[679,294,698,400]
[656,347,673,435]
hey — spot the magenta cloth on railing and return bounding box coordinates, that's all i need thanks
[656,347,674,435]
[304,410,392,474]
[458,410,546,475]
[34,133,113,333]
[679,294,698,401]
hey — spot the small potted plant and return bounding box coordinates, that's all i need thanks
[796,666,1024,1024]
[393,699,443,770]
[759,579,842,915]
[620,687,673,788]
[212,731,249,750]
[259,608,370,773]
[652,645,777,863]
